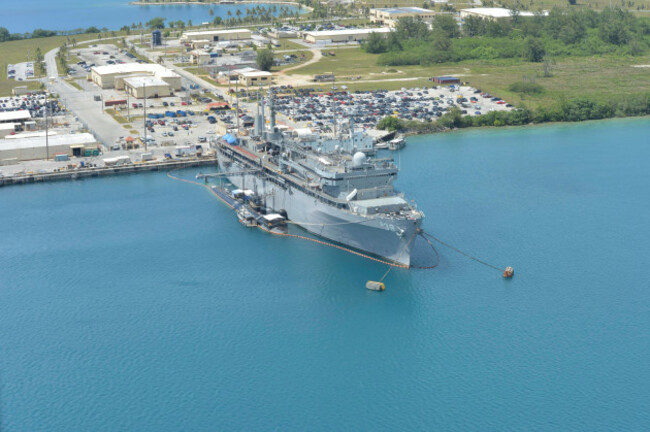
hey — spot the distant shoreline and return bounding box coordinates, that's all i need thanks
[129,1,305,7]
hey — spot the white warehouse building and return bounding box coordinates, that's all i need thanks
[303,28,392,44]
[180,29,252,44]
[90,64,182,93]
[0,133,97,161]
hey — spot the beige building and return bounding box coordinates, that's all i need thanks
[189,39,211,49]
[90,64,182,91]
[124,76,173,99]
[180,29,252,44]
[190,49,211,65]
[369,7,435,28]
[304,27,391,44]
[460,7,547,21]
[0,132,97,161]
[232,67,273,87]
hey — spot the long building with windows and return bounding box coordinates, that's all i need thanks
[369,7,435,28]
[180,29,252,44]
[303,28,391,44]
[460,7,548,20]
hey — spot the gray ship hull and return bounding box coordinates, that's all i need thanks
[218,154,420,266]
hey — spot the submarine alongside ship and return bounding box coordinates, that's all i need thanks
[214,91,423,267]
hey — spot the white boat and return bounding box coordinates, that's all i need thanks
[388,135,405,151]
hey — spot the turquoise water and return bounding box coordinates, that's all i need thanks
[1,118,649,430]
[2,0,304,34]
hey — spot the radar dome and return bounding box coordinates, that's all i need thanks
[352,152,366,167]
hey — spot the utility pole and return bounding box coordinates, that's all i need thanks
[126,90,130,122]
[45,92,49,160]
[236,78,240,132]
[143,83,147,151]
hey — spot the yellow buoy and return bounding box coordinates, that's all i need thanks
[366,281,385,291]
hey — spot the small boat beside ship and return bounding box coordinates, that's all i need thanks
[388,135,406,151]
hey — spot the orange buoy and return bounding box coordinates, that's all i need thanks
[503,266,514,278]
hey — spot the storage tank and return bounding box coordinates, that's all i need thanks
[152,30,162,46]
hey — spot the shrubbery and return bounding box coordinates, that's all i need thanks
[364,7,649,66]
[378,93,650,134]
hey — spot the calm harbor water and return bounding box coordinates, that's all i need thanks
[2,0,304,34]
[1,118,649,430]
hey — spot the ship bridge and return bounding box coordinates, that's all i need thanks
[348,196,410,216]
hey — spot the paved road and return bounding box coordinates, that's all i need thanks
[44,47,130,147]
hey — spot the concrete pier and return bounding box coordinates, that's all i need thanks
[0,157,218,187]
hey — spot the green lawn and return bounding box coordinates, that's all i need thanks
[286,46,650,110]
[273,50,315,72]
[276,39,307,50]
[0,33,101,96]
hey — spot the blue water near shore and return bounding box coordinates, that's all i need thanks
[1,118,649,430]
[2,0,304,34]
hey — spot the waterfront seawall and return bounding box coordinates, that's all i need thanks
[0,157,217,187]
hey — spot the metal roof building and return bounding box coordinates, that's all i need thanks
[90,64,181,91]
[180,29,252,44]
[304,28,392,44]
[0,133,97,161]
[460,7,548,20]
[123,76,173,99]
[232,67,273,87]
[0,111,32,125]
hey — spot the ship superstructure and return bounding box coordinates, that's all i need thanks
[215,92,423,266]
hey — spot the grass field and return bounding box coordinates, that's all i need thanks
[273,50,315,71]
[286,46,650,109]
[0,34,101,96]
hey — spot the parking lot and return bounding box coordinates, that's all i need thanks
[0,92,65,122]
[262,84,514,131]
[6,62,35,82]
[69,44,144,76]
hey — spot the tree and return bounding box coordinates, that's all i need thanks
[209,8,214,15]
[386,31,402,51]
[35,47,46,76]
[524,37,545,62]
[363,31,387,53]
[432,29,452,52]
[256,48,274,71]
[0,27,11,42]
[376,116,405,131]
[146,17,166,29]
[464,15,486,37]
[433,14,460,38]
[395,16,430,40]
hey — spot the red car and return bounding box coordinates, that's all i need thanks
[496,100,506,104]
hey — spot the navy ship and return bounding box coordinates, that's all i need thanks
[215,93,423,266]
